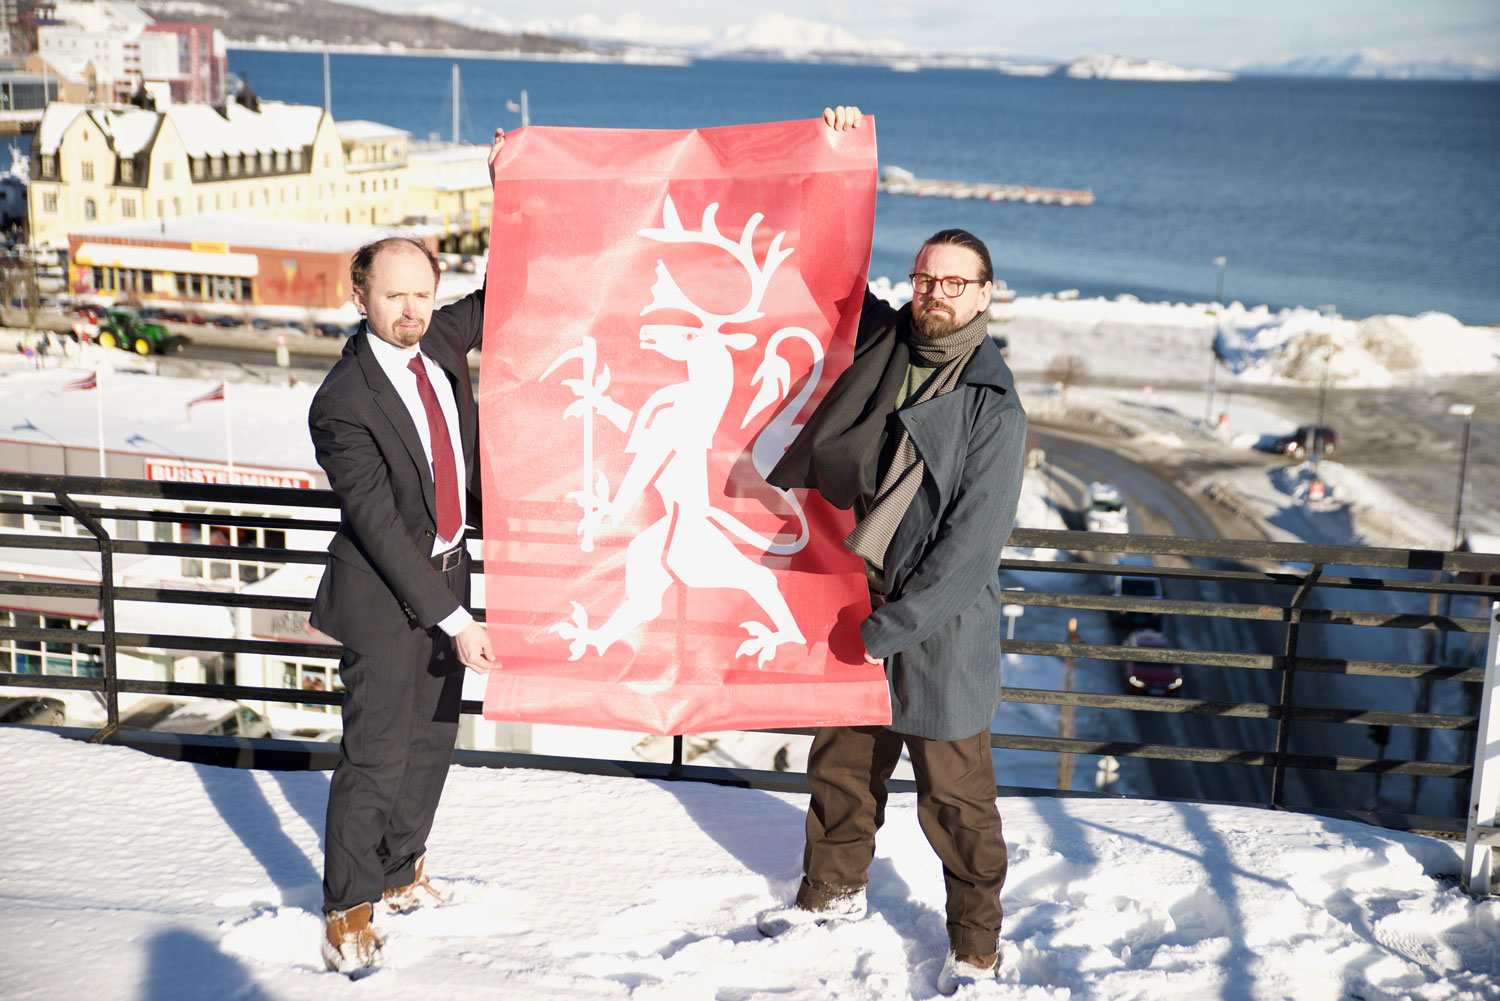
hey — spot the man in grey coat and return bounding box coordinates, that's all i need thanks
[758,107,1028,996]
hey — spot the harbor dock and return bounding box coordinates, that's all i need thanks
[877,166,1094,206]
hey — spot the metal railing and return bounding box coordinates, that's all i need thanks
[3,472,1499,893]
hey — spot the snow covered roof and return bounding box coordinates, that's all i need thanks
[337,119,411,142]
[164,100,325,158]
[408,142,491,165]
[71,214,427,253]
[37,100,331,160]
[34,102,90,153]
[90,107,161,158]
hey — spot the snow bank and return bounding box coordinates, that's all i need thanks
[918,288,1500,389]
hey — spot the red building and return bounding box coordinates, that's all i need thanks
[68,216,441,310]
[142,22,226,104]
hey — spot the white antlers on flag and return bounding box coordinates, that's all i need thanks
[638,198,793,333]
[63,371,98,392]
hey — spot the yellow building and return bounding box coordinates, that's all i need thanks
[26,95,457,251]
[404,140,494,254]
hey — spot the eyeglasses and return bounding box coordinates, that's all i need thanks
[909,273,986,297]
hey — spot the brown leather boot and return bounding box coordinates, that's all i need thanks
[322,902,384,975]
[382,854,446,914]
[937,950,999,994]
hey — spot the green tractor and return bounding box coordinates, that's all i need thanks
[96,307,187,355]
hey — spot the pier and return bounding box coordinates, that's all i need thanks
[877,166,1094,206]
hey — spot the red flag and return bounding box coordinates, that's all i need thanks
[479,118,887,735]
[63,371,97,392]
[186,382,225,410]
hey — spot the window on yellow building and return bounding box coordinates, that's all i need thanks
[82,160,94,182]
[163,162,174,181]
[83,198,96,220]
[120,160,133,182]
[122,200,135,218]
[42,193,56,212]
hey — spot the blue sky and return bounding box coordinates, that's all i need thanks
[386,0,1500,66]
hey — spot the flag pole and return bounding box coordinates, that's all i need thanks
[223,381,234,481]
[95,366,106,477]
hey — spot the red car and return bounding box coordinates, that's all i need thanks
[1122,629,1182,697]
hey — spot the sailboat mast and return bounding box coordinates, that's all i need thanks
[323,52,331,111]
[452,63,460,143]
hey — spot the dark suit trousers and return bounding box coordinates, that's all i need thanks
[796,725,1008,956]
[322,557,467,913]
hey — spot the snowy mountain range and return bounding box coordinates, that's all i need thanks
[201,1,1496,81]
[1244,48,1500,81]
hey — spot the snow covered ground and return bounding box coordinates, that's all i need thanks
[4,726,1496,1001]
[4,290,1498,997]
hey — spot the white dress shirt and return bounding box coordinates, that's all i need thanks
[366,329,474,636]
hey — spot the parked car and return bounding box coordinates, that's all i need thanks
[153,699,274,738]
[119,696,274,738]
[209,315,240,327]
[1121,629,1182,697]
[0,695,66,726]
[1266,425,1337,460]
[1109,555,1163,629]
[1084,482,1129,534]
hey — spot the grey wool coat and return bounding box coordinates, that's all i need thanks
[769,292,1028,740]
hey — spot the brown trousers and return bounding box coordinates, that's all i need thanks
[796,725,1007,956]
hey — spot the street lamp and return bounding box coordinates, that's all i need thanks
[1447,403,1475,550]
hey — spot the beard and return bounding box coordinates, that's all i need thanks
[913,301,961,340]
[371,318,429,349]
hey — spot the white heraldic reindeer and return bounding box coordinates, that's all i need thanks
[541,195,826,668]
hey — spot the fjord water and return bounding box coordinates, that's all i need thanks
[232,51,1500,324]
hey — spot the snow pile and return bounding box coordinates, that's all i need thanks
[1218,310,1500,386]
[4,726,1496,1001]
[968,292,1500,387]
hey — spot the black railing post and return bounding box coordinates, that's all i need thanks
[52,490,120,742]
[1270,563,1323,809]
[669,734,684,779]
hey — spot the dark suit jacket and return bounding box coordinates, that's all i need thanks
[308,288,485,653]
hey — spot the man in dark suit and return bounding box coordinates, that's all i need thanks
[309,129,504,976]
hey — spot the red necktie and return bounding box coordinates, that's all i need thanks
[407,354,462,542]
